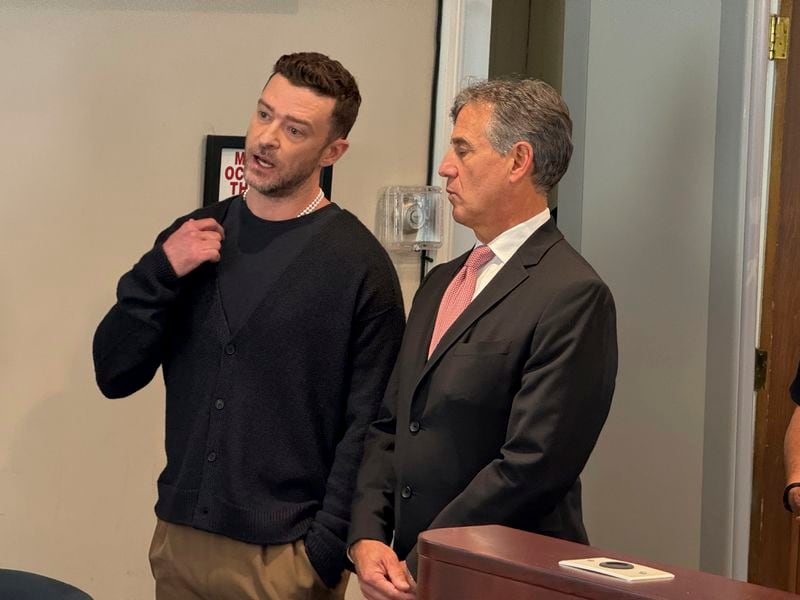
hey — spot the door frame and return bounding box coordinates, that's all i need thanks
[732,0,778,581]
[431,0,492,262]
[747,0,800,588]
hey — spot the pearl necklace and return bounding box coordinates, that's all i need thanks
[243,188,325,218]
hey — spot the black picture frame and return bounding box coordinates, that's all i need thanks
[202,135,333,207]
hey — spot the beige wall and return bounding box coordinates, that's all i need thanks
[0,2,435,598]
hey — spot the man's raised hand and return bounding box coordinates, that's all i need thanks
[162,218,224,277]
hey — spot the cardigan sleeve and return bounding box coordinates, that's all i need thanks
[304,252,406,588]
[92,219,186,399]
[345,360,400,548]
[345,262,447,554]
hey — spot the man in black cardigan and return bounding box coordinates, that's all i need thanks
[93,52,405,600]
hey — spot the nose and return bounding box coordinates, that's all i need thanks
[256,120,280,149]
[438,150,456,178]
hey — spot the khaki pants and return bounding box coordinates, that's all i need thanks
[149,519,349,600]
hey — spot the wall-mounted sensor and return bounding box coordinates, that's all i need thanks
[380,186,443,251]
[403,203,427,233]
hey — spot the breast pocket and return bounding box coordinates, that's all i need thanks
[436,339,515,403]
[428,338,517,440]
[451,340,511,356]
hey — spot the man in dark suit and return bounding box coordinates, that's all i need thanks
[347,78,618,600]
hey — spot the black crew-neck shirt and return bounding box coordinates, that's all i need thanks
[218,196,339,334]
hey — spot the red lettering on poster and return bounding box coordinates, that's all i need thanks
[222,150,247,198]
[224,166,245,181]
[229,181,247,195]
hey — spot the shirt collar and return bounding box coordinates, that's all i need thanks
[480,208,551,264]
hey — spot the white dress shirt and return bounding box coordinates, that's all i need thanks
[471,208,551,300]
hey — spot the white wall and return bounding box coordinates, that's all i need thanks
[0,2,436,599]
[701,0,763,579]
[432,0,492,259]
[560,0,722,569]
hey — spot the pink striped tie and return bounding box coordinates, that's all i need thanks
[428,245,495,357]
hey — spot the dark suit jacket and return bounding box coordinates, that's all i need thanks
[348,219,618,575]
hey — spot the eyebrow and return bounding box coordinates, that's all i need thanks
[258,100,314,130]
[451,136,472,149]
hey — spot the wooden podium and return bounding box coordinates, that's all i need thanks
[417,525,796,599]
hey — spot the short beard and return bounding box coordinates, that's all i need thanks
[245,153,322,199]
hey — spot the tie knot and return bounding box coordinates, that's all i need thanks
[465,245,495,271]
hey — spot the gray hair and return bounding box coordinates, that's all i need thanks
[450,78,573,194]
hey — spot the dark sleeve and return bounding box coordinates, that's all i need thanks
[404,279,618,575]
[304,256,405,588]
[347,265,450,546]
[345,263,451,551]
[345,361,401,548]
[792,360,800,405]
[92,219,186,399]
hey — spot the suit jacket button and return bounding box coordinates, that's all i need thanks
[224,343,236,355]
[409,421,420,434]
[401,485,412,499]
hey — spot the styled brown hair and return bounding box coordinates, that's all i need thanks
[272,52,361,140]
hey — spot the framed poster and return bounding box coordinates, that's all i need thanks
[203,135,333,207]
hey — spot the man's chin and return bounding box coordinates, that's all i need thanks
[245,177,291,199]
[246,163,318,199]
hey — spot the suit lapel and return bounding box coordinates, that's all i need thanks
[416,219,564,385]
[404,256,465,379]
[419,259,527,381]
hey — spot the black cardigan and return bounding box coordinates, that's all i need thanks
[93,198,405,587]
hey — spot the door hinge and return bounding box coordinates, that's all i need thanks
[755,348,769,392]
[769,15,790,60]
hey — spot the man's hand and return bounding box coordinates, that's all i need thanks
[351,539,416,600]
[399,561,417,594]
[162,218,224,277]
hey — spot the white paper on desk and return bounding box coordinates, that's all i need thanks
[558,557,675,582]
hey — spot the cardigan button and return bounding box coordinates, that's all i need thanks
[207,452,217,462]
[409,421,420,434]
[215,399,225,410]
[224,344,236,355]
[401,485,412,499]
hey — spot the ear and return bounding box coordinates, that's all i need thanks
[320,138,350,167]
[508,141,534,184]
